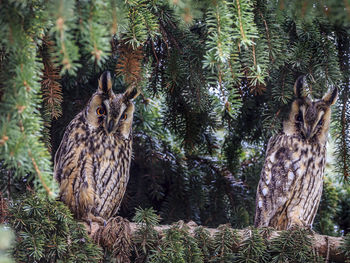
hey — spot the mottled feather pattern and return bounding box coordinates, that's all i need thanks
[255,134,326,230]
[255,76,337,230]
[54,71,137,223]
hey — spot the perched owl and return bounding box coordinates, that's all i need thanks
[54,71,138,224]
[255,76,337,230]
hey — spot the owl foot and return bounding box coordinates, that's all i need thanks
[83,214,106,234]
[87,214,106,225]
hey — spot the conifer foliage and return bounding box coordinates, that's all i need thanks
[0,0,350,262]
[8,193,102,262]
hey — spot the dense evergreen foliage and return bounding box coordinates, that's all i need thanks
[8,194,102,262]
[0,0,350,262]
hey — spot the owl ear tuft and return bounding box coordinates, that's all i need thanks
[98,71,113,96]
[124,87,140,101]
[322,87,338,106]
[294,75,306,99]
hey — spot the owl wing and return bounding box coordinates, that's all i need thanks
[255,134,300,229]
[53,130,69,183]
[53,121,77,183]
[54,114,97,220]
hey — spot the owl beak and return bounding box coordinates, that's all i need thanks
[107,119,115,133]
[306,130,311,139]
[303,126,312,139]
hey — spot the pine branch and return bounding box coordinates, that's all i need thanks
[116,42,144,88]
[7,194,102,262]
[107,0,127,36]
[335,29,350,182]
[0,1,58,195]
[340,90,349,180]
[186,155,245,209]
[50,0,80,75]
[86,220,347,263]
[28,151,53,197]
[40,37,63,120]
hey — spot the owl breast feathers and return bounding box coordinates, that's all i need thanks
[54,72,138,223]
[255,76,338,230]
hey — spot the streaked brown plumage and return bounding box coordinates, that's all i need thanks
[54,71,138,224]
[255,76,338,230]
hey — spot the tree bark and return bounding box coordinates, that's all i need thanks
[86,220,346,262]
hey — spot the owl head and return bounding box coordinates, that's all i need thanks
[284,76,338,143]
[85,71,139,139]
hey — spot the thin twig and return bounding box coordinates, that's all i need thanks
[252,44,256,67]
[28,151,53,197]
[258,10,274,63]
[236,0,246,40]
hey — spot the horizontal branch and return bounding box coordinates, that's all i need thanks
[86,220,345,262]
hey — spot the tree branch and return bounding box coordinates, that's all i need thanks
[86,220,346,262]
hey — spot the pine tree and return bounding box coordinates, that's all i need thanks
[0,0,349,262]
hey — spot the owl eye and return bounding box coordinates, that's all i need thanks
[295,112,303,122]
[121,113,127,121]
[317,119,323,126]
[96,107,106,116]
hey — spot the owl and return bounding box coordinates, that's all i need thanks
[54,71,138,225]
[254,76,337,230]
